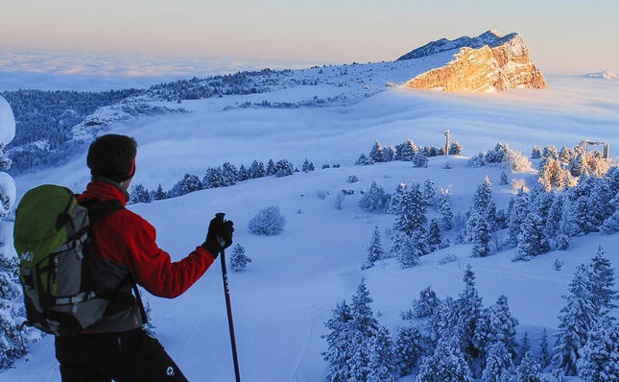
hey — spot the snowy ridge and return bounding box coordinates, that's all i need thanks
[396,30,519,61]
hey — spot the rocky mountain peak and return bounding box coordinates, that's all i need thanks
[399,30,547,92]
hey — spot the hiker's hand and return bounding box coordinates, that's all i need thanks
[202,213,234,258]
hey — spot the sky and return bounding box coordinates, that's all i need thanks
[0,0,618,78]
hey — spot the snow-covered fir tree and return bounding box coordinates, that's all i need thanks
[0,96,33,370]
[438,187,454,231]
[387,183,407,215]
[539,328,551,368]
[394,232,420,269]
[229,244,252,272]
[171,173,202,196]
[482,341,514,382]
[347,280,381,382]
[359,181,389,213]
[576,317,619,382]
[382,145,396,162]
[587,244,618,316]
[426,218,442,253]
[396,139,419,161]
[395,325,426,377]
[507,188,530,247]
[322,300,354,382]
[552,264,597,376]
[369,140,384,163]
[518,331,531,364]
[301,158,315,173]
[470,213,491,257]
[465,176,498,243]
[393,183,427,238]
[457,265,485,376]
[413,286,440,319]
[361,226,385,270]
[367,325,398,382]
[412,151,429,168]
[514,212,549,261]
[248,160,266,179]
[130,183,152,204]
[273,159,294,177]
[416,335,474,382]
[153,184,168,200]
[514,351,543,382]
[486,295,519,361]
[221,162,238,184]
[422,179,437,208]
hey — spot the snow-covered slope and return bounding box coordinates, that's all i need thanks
[3,72,619,381]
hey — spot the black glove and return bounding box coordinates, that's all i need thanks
[202,213,234,258]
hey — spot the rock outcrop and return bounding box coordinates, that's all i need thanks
[400,30,547,92]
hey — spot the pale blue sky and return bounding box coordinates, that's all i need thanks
[1,0,617,74]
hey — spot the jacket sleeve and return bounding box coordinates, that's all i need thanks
[123,215,216,298]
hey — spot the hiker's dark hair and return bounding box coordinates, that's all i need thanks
[87,134,138,182]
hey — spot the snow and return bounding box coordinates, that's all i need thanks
[3,61,619,381]
[0,95,16,145]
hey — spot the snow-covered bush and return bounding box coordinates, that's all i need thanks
[248,206,287,235]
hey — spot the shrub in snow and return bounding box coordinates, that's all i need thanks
[248,206,287,235]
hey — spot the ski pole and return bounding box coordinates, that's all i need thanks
[216,213,241,382]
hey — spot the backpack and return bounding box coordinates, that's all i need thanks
[13,184,124,336]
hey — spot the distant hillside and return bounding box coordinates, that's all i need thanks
[582,70,619,80]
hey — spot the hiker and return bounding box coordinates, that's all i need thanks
[55,134,234,381]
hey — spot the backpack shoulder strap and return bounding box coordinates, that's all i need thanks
[81,199,125,223]
[80,198,149,325]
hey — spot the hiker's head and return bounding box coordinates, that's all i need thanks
[87,134,137,185]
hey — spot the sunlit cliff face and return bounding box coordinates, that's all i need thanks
[403,34,547,93]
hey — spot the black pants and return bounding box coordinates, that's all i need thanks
[55,329,188,382]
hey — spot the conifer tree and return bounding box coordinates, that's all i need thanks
[347,280,381,381]
[438,188,454,231]
[362,226,384,270]
[397,139,419,161]
[395,233,420,269]
[395,325,426,376]
[576,318,619,382]
[369,140,384,163]
[482,341,514,382]
[413,286,440,318]
[539,328,551,368]
[587,244,618,316]
[470,213,491,257]
[153,184,168,200]
[359,181,389,213]
[229,244,252,272]
[507,189,530,247]
[553,264,596,376]
[458,265,484,375]
[515,212,549,261]
[422,179,437,208]
[367,325,398,382]
[301,158,314,173]
[387,183,407,215]
[322,301,354,382]
[426,218,442,253]
[518,331,531,364]
[514,351,543,382]
[416,335,474,382]
[486,295,519,360]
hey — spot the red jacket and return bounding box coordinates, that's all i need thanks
[77,180,215,332]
